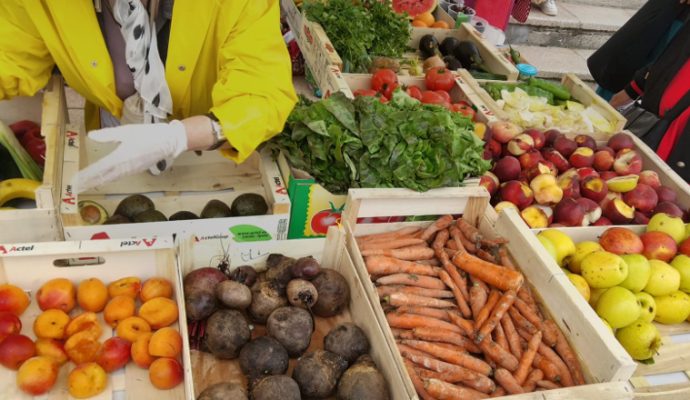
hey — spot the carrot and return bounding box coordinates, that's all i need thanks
[513,297,546,334]
[376,273,446,290]
[448,311,476,337]
[498,245,518,270]
[509,307,539,336]
[500,315,521,359]
[482,236,508,248]
[421,215,454,241]
[490,387,506,398]
[404,360,435,400]
[433,234,471,317]
[386,292,457,309]
[538,343,574,387]
[553,326,585,385]
[457,218,482,244]
[397,306,452,322]
[416,258,441,266]
[452,251,524,292]
[469,277,488,319]
[366,256,440,277]
[362,246,435,260]
[417,367,466,384]
[457,233,478,253]
[476,290,516,343]
[516,285,540,312]
[477,248,498,263]
[533,353,561,383]
[493,320,509,352]
[515,331,542,385]
[413,327,481,353]
[522,368,544,392]
[401,339,492,376]
[359,238,427,252]
[536,380,562,390]
[357,226,422,243]
[478,337,519,372]
[438,270,472,318]
[391,329,414,339]
[387,313,462,333]
[542,318,560,348]
[494,368,525,394]
[377,285,454,299]
[399,345,496,394]
[474,290,501,330]
[425,378,490,400]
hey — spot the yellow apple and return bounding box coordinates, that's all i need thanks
[538,229,576,266]
[581,251,629,289]
[644,260,681,296]
[567,273,590,302]
[564,241,603,274]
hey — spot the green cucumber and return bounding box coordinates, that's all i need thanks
[528,77,571,101]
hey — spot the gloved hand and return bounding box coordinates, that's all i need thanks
[73,120,188,193]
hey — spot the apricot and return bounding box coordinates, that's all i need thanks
[36,278,76,312]
[149,327,182,358]
[35,338,68,366]
[138,297,178,329]
[77,278,109,312]
[131,332,155,368]
[97,336,131,372]
[33,309,70,340]
[16,356,59,395]
[68,362,107,398]
[104,295,136,327]
[116,316,151,342]
[64,331,101,364]
[140,277,173,302]
[108,276,141,299]
[65,312,103,339]
[0,333,35,369]
[0,311,22,341]
[0,284,30,316]
[149,357,184,389]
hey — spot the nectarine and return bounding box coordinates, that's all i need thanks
[0,284,29,316]
[149,357,183,390]
[77,278,108,313]
[68,362,107,398]
[36,278,76,313]
[16,356,58,395]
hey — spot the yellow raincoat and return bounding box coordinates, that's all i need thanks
[0,0,297,163]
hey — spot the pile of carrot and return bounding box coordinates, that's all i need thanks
[357,215,585,399]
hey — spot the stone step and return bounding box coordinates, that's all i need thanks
[507,2,635,50]
[514,45,594,82]
[560,0,645,10]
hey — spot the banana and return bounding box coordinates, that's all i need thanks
[0,178,41,207]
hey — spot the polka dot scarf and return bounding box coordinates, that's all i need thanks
[111,0,172,124]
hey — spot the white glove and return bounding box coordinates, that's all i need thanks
[73,120,188,193]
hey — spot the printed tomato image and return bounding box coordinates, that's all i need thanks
[310,203,344,235]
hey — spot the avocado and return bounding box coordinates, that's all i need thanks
[169,211,199,221]
[78,200,109,225]
[104,214,131,225]
[114,194,155,219]
[200,199,232,219]
[133,209,168,223]
[230,193,269,217]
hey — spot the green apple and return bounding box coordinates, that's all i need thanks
[648,213,686,244]
[538,229,576,266]
[567,273,590,302]
[595,286,641,329]
[564,241,603,274]
[619,254,651,292]
[644,260,681,296]
[636,292,657,323]
[654,290,690,324]
[538,235,558,262]
[670,254,690,293]
[615,319,662,360]
[581,251,629,289]
[590,287,607,307]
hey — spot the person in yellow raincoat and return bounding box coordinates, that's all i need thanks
[0,0,297,192]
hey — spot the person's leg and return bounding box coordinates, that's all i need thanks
[532,0,558,16]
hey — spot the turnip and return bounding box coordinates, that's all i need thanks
[293,350,348,398]
[267,306,313,357]
[251,375,300,400]
[215,280,252,310]
[197,382,247,400]
[337,355,389,400]
[311,269,350,317]
[205,309,250,359]
[291,256,321,280]
[324,323,370,365]
[238,336,288,379]
[286,279,318,309]
[249,281,288,323]
[229,265,258,287]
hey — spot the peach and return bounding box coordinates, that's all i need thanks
[641,231,678,262]
[574,134,597,150]
[36,278,76,313]
[599,227,643,255]
[577,167,599,181]
[148,357,184,390]
[116,316,151,342]
[525,129,545,149]
[634,211,651,225]
[623,183,658,214]
[0,284,30,316]
[108,276,142,299]
[593,150,615,171]
[149,327,182,358]
[576,197,602,225]
[68,362,107,399]
[104,295,136,328]
[653,201,684,218]
[492,156,521,182]
[530,174,563,205]
[597,145,615,155]
[35,338,68,366]
[613,149,643,175]
[541,148,570,173]
[544,129,563,146]
[554,198,586,227]
[600,170,618,181]
[64,331,101,364]
[592,216,612,226]
[0,334,35,369]
[499,180,534,210]
[559,175,581,199]
[494,201,519,214]
[679,238,690,257]
[607,132,634,152]
[507,134,534,156]
[606,174,639,193]
[97,337,131,372]
[131,332,155,368]
[638,170,662,189]
[16,356,58,395]
[553,136,578,158]
[0,311,21,342]
[489,121,521,144]
[33,309,70,340]
[519,150,544,170]
[66,312,103,339]
[656,186,678,203]
[604,198,635,224]
[479,172,499,196]
[520,205,552,229]
[486,139,502,160]
[581,176,608,203]
[77,278,109,313]
[140,277,173,302]
[569,147,594,168]
[139,297,179,329]
[524,161,556,182]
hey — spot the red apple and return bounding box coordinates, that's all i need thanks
[641,231,678,262]
[0,334,35,370]
[656,185,677,203]
[574,134,597,150]
[525,129,545,150]
[507,134,535,156]
[576,197,602,225]
[623,183,658,213]
[553,136,578,158]
[580,176,609,203]
[599,227,644,254]
[544,129,563,146]
[519,150,544,170]
[487,139,502,160]
[577,167,600,181]
[569,147,594,168]
[490,121,522,144]
[607,132,635,152]
[592,216,612,226]
[541,148,570,173]
[479,172,500,196]
[553,198,586,226]
[0,312,21,342]
[492,156,521,182]
[638,170,662,189]
[678,237,690,257]
[499,180,534,210]
[603,198,635,224]
[633,211,651,225]
[653,201,684,218]
[613,149,643,175]
[593,150,615,171]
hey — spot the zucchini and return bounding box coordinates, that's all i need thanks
[528,77,571,101]
[471,71,508,81]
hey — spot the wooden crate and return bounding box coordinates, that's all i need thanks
[460,70,627,134]
[340,187,635,399]
[0,236,193,399]
[59,124,291,241]
[526,224,690,399]
[177,228,411,399]
[0,75,67,243]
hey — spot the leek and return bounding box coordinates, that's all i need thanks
[0,120,42,181]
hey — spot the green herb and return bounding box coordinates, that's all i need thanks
[265,91,490,194]
[364,0,410,59]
